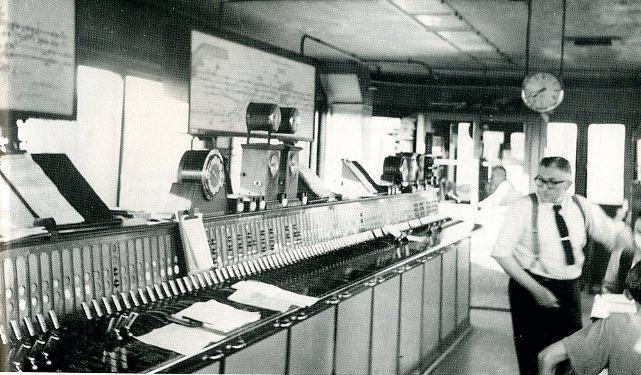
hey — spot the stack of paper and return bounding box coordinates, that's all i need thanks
[590,293,638,319]
[135,323,225,356]
[177,212,214,273]
[229,280,319,312]
[174,299,261,334]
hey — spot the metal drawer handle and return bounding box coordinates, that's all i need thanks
[279,319,292,328]
[338,291,352,299]
[231,340,246,350]
[207,351,224,361]
[295,311,308,320]
[364,280,377,287]
[325,296,340,305]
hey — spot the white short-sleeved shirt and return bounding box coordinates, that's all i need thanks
[478,180,522,209]
[491,193,629,279]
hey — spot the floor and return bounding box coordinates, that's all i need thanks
[428,294,596,375]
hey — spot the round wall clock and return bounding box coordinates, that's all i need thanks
[521,72,564,113]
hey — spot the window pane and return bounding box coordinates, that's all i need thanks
[587,124,626,204]
[455,122,475,202]
[119,76,194,212]
[320,107,366,190]
[546,122,577,194]
[18,66,124,206]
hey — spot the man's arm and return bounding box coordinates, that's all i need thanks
[478,181,508,209]
[494,256,559,308]
[538,342,568,375]
[583,197,633,251]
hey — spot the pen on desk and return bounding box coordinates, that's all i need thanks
[181,316,228,336]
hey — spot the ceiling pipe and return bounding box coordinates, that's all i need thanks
[363,58,435,76]
[299,34,365,64]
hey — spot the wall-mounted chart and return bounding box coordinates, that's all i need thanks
[0,0,75,116]
[190,30,316,141]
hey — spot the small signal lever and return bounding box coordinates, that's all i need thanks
[9,320,31,372]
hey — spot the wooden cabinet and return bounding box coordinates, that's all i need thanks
[335,288,373,375]
[289,307,335,375]
[224,330,288,374]
[370,274,400,375]
[193,361,221,374]
[456,238,471,328]
[218,239,470,375]
[440,245,458,344]
[399,264,424,375]
[421,254,442,365]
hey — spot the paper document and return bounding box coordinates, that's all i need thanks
[134,323,224,356]
[590,293,638,319]
[229,280,319,312]
[0,154,83,225]
[178,213,214,273]
[174,299,261,334]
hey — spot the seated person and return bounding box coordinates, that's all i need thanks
[603,212,641,294]
[537,261,641,375]
[478,165,520,209]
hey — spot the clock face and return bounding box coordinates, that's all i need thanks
[202,151,225,200]
[521,72,564,113]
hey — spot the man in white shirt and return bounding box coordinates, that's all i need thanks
[478,165,521,210]
[491,156,632,375]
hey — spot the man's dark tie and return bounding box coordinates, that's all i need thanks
[553,205,575,265]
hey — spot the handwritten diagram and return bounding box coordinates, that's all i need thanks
[0,0,75,115]
[189,31,315,140]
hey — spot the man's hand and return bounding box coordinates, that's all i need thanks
[538,342,568,375]
[531,285,560,308]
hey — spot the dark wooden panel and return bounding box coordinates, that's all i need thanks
[399,265,424,375]
[335,289,373,375]
[289,307,335,375]
[441,247,457,341]
[224,330,288,374]
[371,274,400,375]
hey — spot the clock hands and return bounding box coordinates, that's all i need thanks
[531,87,546,98]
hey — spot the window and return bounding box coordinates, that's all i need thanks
[546,122,577,194]
[118,76,195,212]
[455,122,475,202]
[18,66,124,206]
[587,124,626,204]
[319,106,365,190]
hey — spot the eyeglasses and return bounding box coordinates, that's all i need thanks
[534,175,570,188]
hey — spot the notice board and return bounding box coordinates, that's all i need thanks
[0,0,76,116]
[189,30,316,141]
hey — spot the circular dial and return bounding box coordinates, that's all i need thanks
[521,72,564,113]
[288,153,299,176]
[202,151,225,200]
[269,152,280,177]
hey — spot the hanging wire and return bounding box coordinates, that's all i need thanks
[525,0,532,75]
[559,0,568,78]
